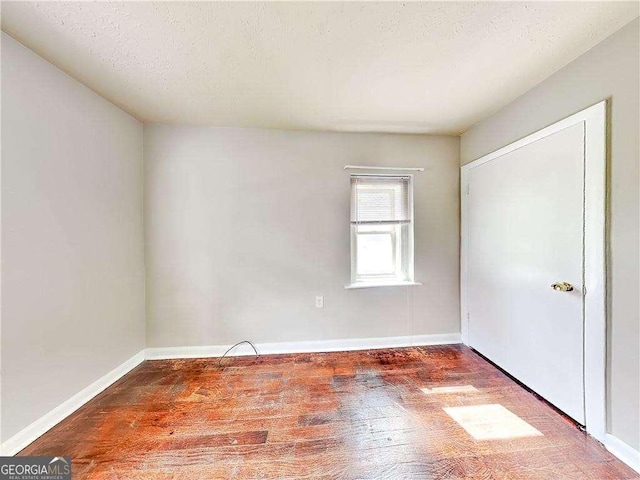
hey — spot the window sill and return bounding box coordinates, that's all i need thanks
[344,281,423,290]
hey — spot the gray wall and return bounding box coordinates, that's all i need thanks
[144,126,460,348]
[461,18,639,450]
[1,34,146,441]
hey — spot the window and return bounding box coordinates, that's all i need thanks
[349,175,416,287]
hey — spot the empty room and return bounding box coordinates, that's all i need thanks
[1,1,639,479]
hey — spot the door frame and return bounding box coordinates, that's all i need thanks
[460,100,607,442]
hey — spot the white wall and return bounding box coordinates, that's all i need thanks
[1,34,146,441]
[461,18,639,450]
[144,126,460,348]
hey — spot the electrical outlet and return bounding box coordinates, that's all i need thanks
[315,295,324,308]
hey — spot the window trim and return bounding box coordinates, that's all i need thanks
[344,280,423,290]
[348,173,417,289]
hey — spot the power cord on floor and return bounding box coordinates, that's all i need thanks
[217,340,260,367]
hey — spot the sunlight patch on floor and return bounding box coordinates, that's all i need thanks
[444,404,543,440]
[421,385,479,395]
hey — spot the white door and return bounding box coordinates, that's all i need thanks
[466,122,585,424]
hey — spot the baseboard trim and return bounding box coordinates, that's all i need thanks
[604,433,640,473]
[145,333,462,360]
[1,350,146,456]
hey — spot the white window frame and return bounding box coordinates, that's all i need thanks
[346,173,420,289]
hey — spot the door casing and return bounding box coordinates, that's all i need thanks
[460,100,607,442]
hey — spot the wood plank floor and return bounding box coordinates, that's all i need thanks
[19,345,639,479]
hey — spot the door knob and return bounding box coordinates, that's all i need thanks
[551,282,574,292]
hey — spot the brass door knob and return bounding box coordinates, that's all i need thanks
[551,282,574,292]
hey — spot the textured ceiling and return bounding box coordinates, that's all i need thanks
[2,2,638,134]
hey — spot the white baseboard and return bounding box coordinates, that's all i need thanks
[145,333,462,360]
[1,350,145,456]
[604,433,640,473]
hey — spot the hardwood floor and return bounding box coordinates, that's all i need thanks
[19,345,638,479]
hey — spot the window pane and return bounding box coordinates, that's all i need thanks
[357,224,389,233]
[351,176,411,223]
[357,232,394,275]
